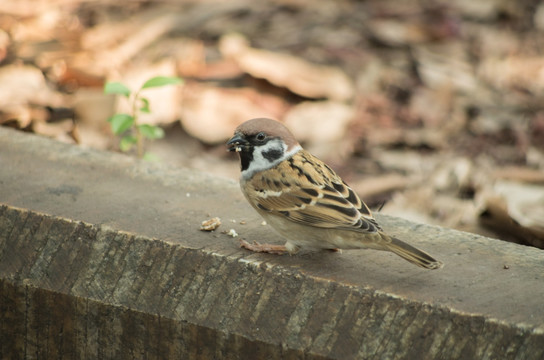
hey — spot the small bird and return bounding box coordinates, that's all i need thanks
[227,118,443,270]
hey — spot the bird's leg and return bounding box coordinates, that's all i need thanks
[239,239,287,255]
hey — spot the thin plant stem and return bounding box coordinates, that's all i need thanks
[132,90,143,158]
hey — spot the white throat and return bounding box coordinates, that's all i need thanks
[241,140,301,180]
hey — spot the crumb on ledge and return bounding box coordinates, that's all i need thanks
[226,229,238,237]
[200,217,221,231]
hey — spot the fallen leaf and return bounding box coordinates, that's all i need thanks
[0,30,10,63]
[283,100,354,158]
[284,101,354,143]
[478,56,544,93]
[0,64,63,108]
[493,181,544,230]
[369,128,447,150]
[219,33,354,101]
[493,166,544,184]
[479,194,544,249]
[350,173,410,200]
[180,83,289,144]
[32,118,75,143]
[0,64,65,128]
[72,88,116,150]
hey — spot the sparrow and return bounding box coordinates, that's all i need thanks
[227,118,443,270]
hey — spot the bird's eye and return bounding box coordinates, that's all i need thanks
[256,132,266,141]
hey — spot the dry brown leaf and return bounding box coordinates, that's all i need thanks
[183,59,243,80]
[80,11,182,75]
[375,150,431,175]
[493,167,544,184]
[368,128,447,150]
[409,87,455,128]
[74,2,250,77]
[10,8,64,42]
[536,3,544,30]
[492,181,544,231]
[0,64,63,108]
[72,88,116,150]
[0,64,65,128]
[366,19,429,46]
[431,157,474,193]
[479,195,544,249]
[478,56,544,93]
[53,62,105,89]
[0,30,10,63]
[80,7,173,51]
[32,118,75,143]
[413,44,477,92]
[350,174,410,200]
[284,101,354,144]
[1,0,75,17]
[384,185,478,229]
[219,33,354,101]
[283,101,354,158]
[180,84,289,144]
[455,0,499,19]
[381,186,437,225]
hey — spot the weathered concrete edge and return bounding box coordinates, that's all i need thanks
[1,204,543,360]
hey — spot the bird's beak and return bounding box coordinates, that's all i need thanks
[227,134,249,152]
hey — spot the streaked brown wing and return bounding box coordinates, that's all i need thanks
[246,150,381,233]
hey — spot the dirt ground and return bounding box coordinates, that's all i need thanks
[1,0,543,248]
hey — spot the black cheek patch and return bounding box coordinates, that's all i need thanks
[239,151,253,172]
[262,149,283,162]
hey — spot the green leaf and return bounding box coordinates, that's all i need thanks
[104,82,131,97]
[141,76,183,90]
[138,124,164,139]
[143,152,160,162]
[108,114,134,134]
[120,135,137,152]
[140,97,150,113]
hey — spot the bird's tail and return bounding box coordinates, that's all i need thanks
[386,237,443,270]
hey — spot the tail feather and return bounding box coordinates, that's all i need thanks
[386,237,443,270]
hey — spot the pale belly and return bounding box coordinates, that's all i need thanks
[260,211,382,251]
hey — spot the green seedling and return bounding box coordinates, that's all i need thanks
[104,76,183,159]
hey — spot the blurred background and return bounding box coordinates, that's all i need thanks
[1,0,543,247]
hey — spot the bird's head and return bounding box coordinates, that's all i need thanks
[227,118,301,179]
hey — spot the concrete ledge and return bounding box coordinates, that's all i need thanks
[1,127,543,359]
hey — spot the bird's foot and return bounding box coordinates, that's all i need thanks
[239,239,287,255]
